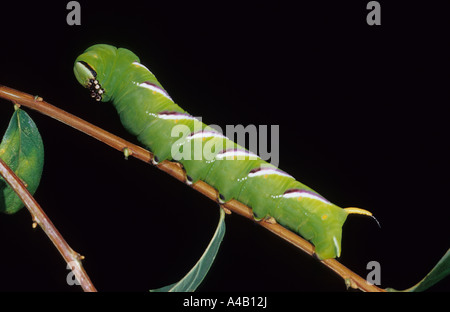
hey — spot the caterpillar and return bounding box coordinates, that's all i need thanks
[74,44,375,260]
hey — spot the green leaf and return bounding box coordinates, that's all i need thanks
[150,208,226,292]
[387,249,450,292]
[0,109,44,214]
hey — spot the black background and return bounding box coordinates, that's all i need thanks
[0,1,449,293]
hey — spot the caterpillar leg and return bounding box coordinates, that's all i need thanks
[252,213,263,222]
[151,155,160,165]
[251,207,266,221]
[252,210,276,224]
[218,193,227,205]
[185,174,194,186]
[312,251,321,260]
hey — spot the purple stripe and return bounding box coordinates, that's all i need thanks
[283,189,330,204]
[141,81,173,100]
[158,111,194,118]
[216,148,260,159]
[187,130,227,139]
[217,148,255,156]
[249,166,290,176]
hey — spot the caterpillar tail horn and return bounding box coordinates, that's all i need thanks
[344,207,381,228]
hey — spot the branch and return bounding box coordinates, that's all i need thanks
[0,85,384,292]
[0,157,97,292]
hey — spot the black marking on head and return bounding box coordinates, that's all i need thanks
[78,61,97,78]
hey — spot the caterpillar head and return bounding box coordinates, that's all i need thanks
[74,44,120,102]
[74,61,105,102]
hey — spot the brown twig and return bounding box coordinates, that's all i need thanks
[0,157,97,292]
[0,85,385,292]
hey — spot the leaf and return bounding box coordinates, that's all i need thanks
[0,109,44,214]
[387,249,450,292]
[150,208,226,292]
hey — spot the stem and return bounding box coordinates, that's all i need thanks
[0,158,97,292]
[0,85,384,292]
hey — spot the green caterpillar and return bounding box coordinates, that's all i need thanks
[74,44,374,260]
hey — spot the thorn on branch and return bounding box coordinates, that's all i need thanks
[123,147,131,160]
[34,95,43,102]
[345,277,358,290]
